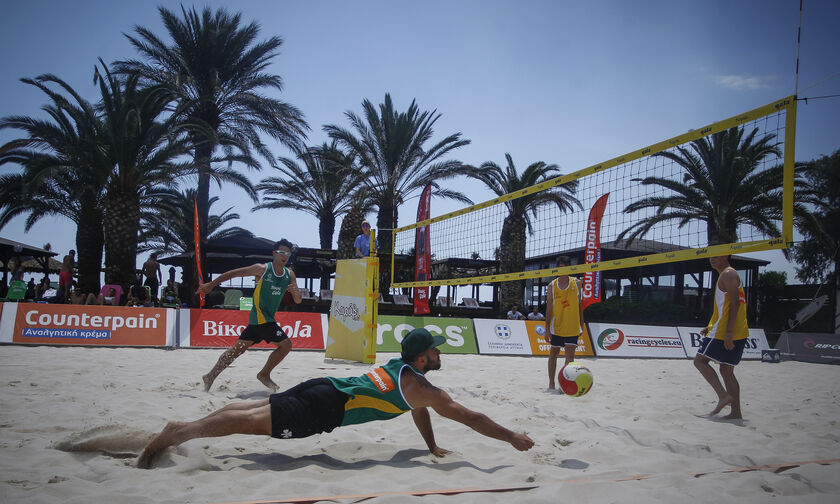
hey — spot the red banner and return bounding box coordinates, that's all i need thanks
[187,309,326,349]
[582,193,609,310]
[193,196,205,307]
[413,184,432,315]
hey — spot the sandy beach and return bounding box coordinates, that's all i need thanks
[1,345,839,503]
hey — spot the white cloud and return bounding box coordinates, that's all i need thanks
[714,75,771,90]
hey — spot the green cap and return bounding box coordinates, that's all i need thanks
[400,328,446,360]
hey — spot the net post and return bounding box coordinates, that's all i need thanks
[783,97,797,246]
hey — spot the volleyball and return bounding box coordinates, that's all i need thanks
[559,362,593,396]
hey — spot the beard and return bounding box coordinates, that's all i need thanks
[423,359,441,372]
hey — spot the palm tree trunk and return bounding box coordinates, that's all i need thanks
[103,189,141,290]
[318,211,336,289]
[377,202,395,296]
[76,203,104,295]
[337,208,364,260]
[499,215,526,316]
[195,142,213,288]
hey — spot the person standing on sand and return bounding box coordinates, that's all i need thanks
[694,255,749,420]
[137,328,534,469]
[197,239,302,392]
[544,255,584,391]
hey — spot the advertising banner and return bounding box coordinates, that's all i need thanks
[589,322,686,358]
[473,319,532,355]
[677,327,770,360]
[185,308,326,349]
[524,320,595,356]
[326,258,377,363]
[581,193,609,310]
[776,332,840,364]
[413,184,432,315]
[10,303,173,346]
[376,315,477,354]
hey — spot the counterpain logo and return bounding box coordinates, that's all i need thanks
[597,328,624,350]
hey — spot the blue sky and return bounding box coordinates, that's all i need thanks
[1,0,838,281]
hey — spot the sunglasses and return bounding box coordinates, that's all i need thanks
[362,224,370,228]
[275,250,292,256]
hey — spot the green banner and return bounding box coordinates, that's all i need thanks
[376,315,477,354]
[239,297,253,311]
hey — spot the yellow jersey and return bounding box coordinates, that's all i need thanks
[549,277,582,337]
[706,268,749,341]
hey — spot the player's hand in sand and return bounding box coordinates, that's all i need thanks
[430,446,452,457]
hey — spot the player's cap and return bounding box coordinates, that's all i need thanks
[362,220,371,227]
[401,328,445,360]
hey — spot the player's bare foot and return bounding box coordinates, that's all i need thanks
[709,395,733,415]
[202,374,214,392]
[257,373,278,392]
[136,421,183,469]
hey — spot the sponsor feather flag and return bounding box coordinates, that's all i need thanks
[413,184,432,315]
[582,193,609,310]
[194,196,205,307]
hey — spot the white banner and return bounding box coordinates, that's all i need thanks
[473,319,532,355]
[589,323,686,358]
[677,327,770,360]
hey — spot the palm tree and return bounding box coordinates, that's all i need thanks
[254,143,366,288]
[617,126,784,246]
[464,153,581,313]
[325,94,472,292]
[117,5,309,285]
[254,142,361,250]
[92,62,195,288]
[139,188,250,256]
[0,75,109,294]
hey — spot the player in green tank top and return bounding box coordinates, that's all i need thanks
[137,329,535,468]
[197,239,302,392]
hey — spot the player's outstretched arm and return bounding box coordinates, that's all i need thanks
[405,373,534,452]
[197,263,266,294]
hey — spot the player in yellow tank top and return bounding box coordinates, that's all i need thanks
[544,256,585,391]
[694,255,749,420]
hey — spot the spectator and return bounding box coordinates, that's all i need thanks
[98,287,119,306]
[161,280,180,306]
[58,251,74,303]
[354,220,378,258]
[168,266,176,285]
[143,253,162,302]
[527,305,545,321]
[25,278,37,300]
[506,304,524,320]
[70,284,96,305]
[35,276,51,299]
[9,257,24,282]
[127,276,153,307]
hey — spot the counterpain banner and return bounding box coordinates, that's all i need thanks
[413,184,432,315]
[582,193,609,310]
[8,303,173,346]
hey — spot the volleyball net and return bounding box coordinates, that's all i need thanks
[391,95,797,288]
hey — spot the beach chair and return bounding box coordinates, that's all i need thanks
[438,296,453,307]
[462,297,479,308]
[99,284,124,306]
[320,289,333,301]
[393,294,411,305]
[2,281,27,302]
[221,289,243,309]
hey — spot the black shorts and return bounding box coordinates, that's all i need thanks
[550,335,579,347]
[697,337,747,366]
[269,378,348,439]
[143,278,159,295]
[239,322,289,345]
